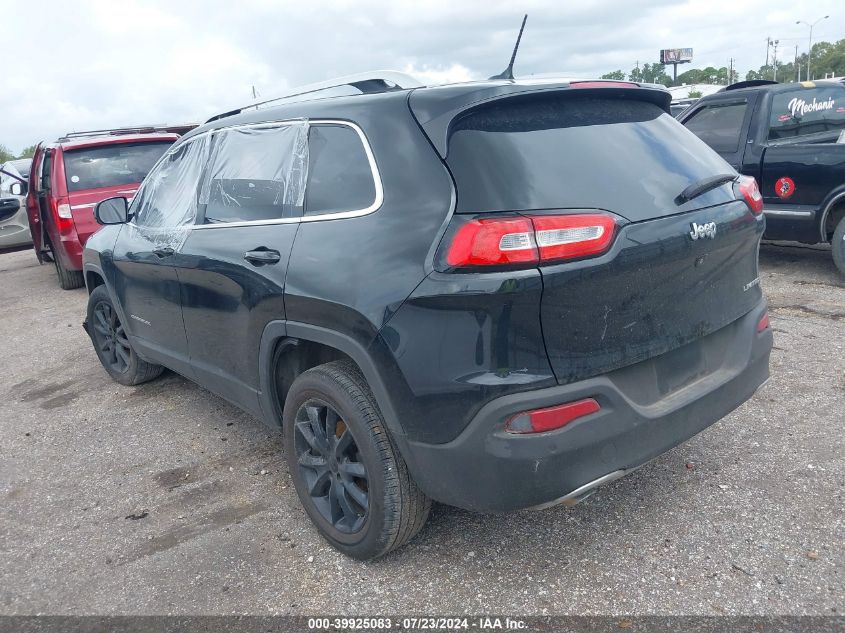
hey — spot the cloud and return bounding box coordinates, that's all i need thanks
[402,63,475,85]
[1,0,842,153]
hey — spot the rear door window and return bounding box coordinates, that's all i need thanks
[305,124,377,215]
[199,122,309,224]
[768,86,845,140]
[63,142,172,191]
[683,100,748,153]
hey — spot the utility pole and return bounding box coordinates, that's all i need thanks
[729,58,734,85]
[797,16,829,81]
[771,39,780,81]
[794,45,800,82]
[765,36,771,76]
[251,85,259,99]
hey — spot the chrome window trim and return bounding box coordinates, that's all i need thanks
[190,119,383,230]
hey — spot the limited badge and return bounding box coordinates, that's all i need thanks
[775,177,795,199]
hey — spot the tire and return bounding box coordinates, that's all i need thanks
[55,256,84,290]
[833,216,845,277]
[86,285,164,386]
[283,360,431,560]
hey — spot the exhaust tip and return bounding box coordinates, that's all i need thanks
[530,469,627,511]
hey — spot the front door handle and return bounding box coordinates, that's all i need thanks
[153,247,175,258]
[244,247,281,266]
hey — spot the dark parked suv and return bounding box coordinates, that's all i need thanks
[83,74,772,559]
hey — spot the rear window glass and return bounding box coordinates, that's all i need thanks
[768,86,845,140]
[63,142,171,192]
[305,124,376,216]
[447,95,734,216]
[684,101,748,152]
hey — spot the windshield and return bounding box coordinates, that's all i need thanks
[768,86,845,140]
[63,141,173,192]
[446,94,735,219]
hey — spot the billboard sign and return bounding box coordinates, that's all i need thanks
[660,48,693,64]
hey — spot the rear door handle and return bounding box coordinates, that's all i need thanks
[244,247,281,266]
[153,247,175,258]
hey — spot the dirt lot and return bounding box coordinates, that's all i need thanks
[0,244,842,616]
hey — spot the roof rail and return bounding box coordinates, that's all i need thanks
[57,125,186,141]
[205,70,423,123]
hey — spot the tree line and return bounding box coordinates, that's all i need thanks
[0,144,36,163]
[601,39,844,87]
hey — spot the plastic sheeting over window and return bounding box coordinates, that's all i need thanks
[130,134,211,250]
[200,120,309,224]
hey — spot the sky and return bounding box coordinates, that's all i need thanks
[1,0,842,153]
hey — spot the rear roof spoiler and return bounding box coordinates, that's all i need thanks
[722,80,779,91]
[409,81,671,158]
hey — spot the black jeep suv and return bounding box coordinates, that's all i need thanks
[83,75,772,559]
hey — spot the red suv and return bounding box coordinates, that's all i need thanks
[26,130,178,289]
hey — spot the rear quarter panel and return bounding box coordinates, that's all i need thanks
[282,96,457,436]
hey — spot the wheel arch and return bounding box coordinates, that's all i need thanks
[85,267,106,294]
[258,321,406,444]
[82,262,132,340]
[819,187,845,242]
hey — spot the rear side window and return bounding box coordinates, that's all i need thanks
[683,101,748,153]
[447,94,734,216]
[305,124,376,216]
[200,122,309,224]
[768,86,845,140]
[63,142,172,192]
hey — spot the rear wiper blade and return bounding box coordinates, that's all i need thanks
[675,174,736,205]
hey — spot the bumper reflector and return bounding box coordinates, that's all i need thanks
[757,312,770,333]
[506,398,601,434]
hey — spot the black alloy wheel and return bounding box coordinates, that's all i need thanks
[294,399,370,533]
[91,300,132,374]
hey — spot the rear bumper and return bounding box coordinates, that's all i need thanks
[401,302,772,512]
[52,230,84,271]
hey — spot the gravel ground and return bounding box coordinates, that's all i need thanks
[0,244,842,616]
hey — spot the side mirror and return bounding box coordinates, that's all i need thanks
[9,182,27,196]
[95,196,129,225]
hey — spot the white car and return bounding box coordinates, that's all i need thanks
[0,158,33,250]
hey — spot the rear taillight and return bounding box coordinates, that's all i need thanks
[51,197,76,235]
[532,214,617,261]
[736,176,763,215]
[506,398,601,434]
[445,213,617,268]
[447,217,537,267]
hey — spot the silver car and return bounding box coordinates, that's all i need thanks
[0,158,33,250]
